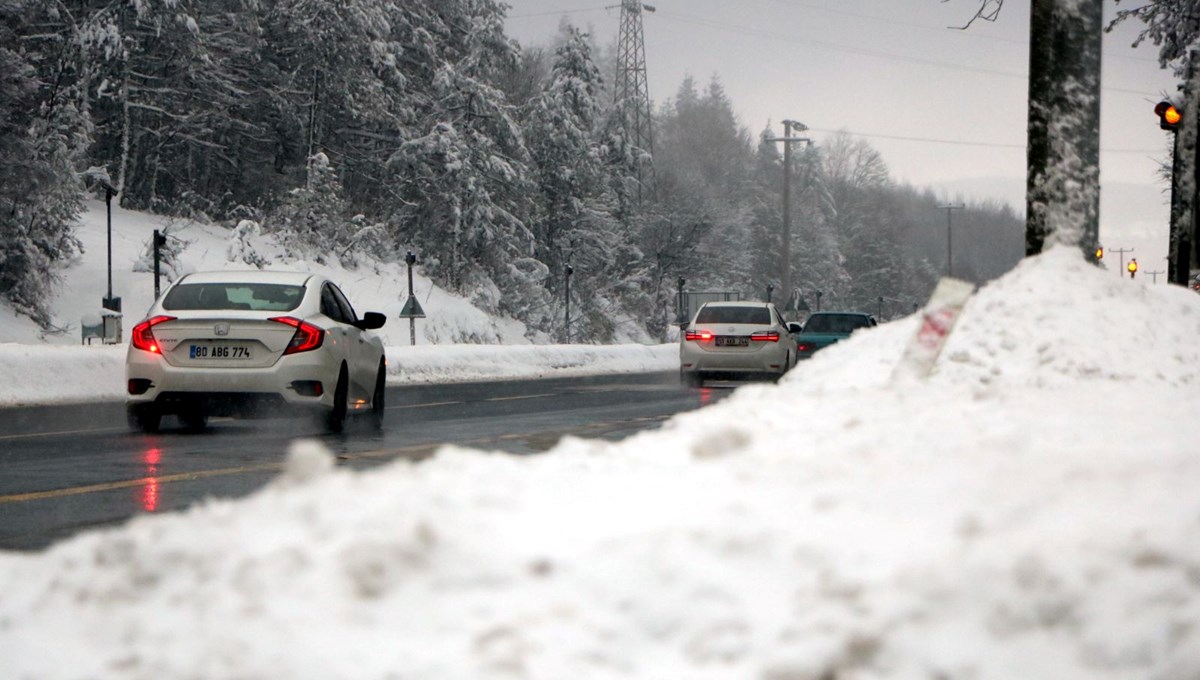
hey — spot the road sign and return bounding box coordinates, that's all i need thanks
[399,295,425,319]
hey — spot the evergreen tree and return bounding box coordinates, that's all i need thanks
[0,0,88,327]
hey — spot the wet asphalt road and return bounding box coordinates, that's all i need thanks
[0,372,735,551]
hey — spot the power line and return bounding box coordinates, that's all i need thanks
[754,0,1159,64]
[507,5,611,20]
[652,9,1160,97]
[805,126,1160,155]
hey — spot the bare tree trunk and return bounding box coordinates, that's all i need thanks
[116,68,131,206]
[1025,0,1102,258]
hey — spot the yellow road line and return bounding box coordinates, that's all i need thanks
[386,400,463,410]
[0,427,126,442]
[485,393,556,402]
[0,416,670,506]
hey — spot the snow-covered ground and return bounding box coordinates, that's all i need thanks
[2,246,1197,679]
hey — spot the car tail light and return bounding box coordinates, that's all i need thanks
[131,315,176,353]
[685,329,714,342]
[797,342,813,352]
[270,316,325,355]
[751,331,780,342]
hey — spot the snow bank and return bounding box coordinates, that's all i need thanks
[0,343,677,407]
[1,246,1198,680]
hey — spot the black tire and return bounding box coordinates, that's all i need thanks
[179,410,208,431]
[368,361,385,431]
[325,365,349,433]
[127,404,161,433]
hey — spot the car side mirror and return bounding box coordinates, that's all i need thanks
[787,322,803,334]
[356,311,386,330]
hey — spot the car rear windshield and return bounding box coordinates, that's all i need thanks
[162,283,305,312]
[695,306,770,325]
[803,314,871,334]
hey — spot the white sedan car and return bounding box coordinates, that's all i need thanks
[125,271,387,433]
[679,301,795,387]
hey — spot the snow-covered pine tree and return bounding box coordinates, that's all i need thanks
[387,0,545,327]
[0,1,88,327]
[526,26,636,341]
[267,152,352,263]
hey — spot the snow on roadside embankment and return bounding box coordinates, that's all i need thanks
[1,247,1199,680]
[0,343,678,407]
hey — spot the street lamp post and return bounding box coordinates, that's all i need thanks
[938,203,965,278]
[565,263,574,344]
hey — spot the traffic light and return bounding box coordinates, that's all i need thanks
[1155,101,1182,132]
[1127,258,1138,279]
[1095,246,1103,260]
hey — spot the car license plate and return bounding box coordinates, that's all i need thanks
[716,336,748,347]
[189,344,252,360]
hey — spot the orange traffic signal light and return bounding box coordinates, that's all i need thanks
[1095,246,1103,260]
[1127,258,1138,278]
[1155,101,1182,131]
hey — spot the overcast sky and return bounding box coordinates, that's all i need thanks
[504,0,1182,277]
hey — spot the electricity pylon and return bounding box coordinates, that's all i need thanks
[614,1,656,198]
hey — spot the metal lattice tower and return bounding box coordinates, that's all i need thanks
[614,1,655,196]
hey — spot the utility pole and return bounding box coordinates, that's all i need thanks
[1146,269,1165,284]
[614,0,656,199]
[1110,246,1134,276]
[938,203,965,278]
[764,120,811,303]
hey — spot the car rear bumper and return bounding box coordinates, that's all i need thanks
[680,343,789,373]
[125,346,335,414]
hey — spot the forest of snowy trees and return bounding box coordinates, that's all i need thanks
[1,0,1025,340]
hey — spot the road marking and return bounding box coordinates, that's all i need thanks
[0,427,126,442]
[386,400,462,410]
[0,416,673,506]
[484,393,556,402]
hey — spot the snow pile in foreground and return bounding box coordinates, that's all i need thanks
[2,246,1198,680]
[0,343,677,406]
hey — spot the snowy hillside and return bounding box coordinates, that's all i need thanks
[2,246,1198,679]
[0,200,565,346]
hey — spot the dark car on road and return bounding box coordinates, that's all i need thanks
[791,311,877,360]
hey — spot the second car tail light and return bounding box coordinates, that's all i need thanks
[131,315,176,353]
[685,329,714,342]
[270,316,325,355]
[797,342,813,352]
[751,331,780,342]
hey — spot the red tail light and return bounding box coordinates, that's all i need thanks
[270,316,325,354]
[751,331,780,342]
[797,342,813,352]
[685,329,714,342]
[131,315,176,353]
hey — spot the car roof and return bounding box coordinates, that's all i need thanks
[807,311,871,317]
[701,301,770,307]
[177,270,317,286]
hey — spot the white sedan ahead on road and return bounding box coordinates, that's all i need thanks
[679,300,795,387]
[125,271,387,433]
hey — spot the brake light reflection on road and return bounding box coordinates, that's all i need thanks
[140,447,161,512]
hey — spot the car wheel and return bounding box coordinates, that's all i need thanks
[127,404,161,433]
[368,361,385,431]
[179,410,208,431]
[325,365,349,434]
